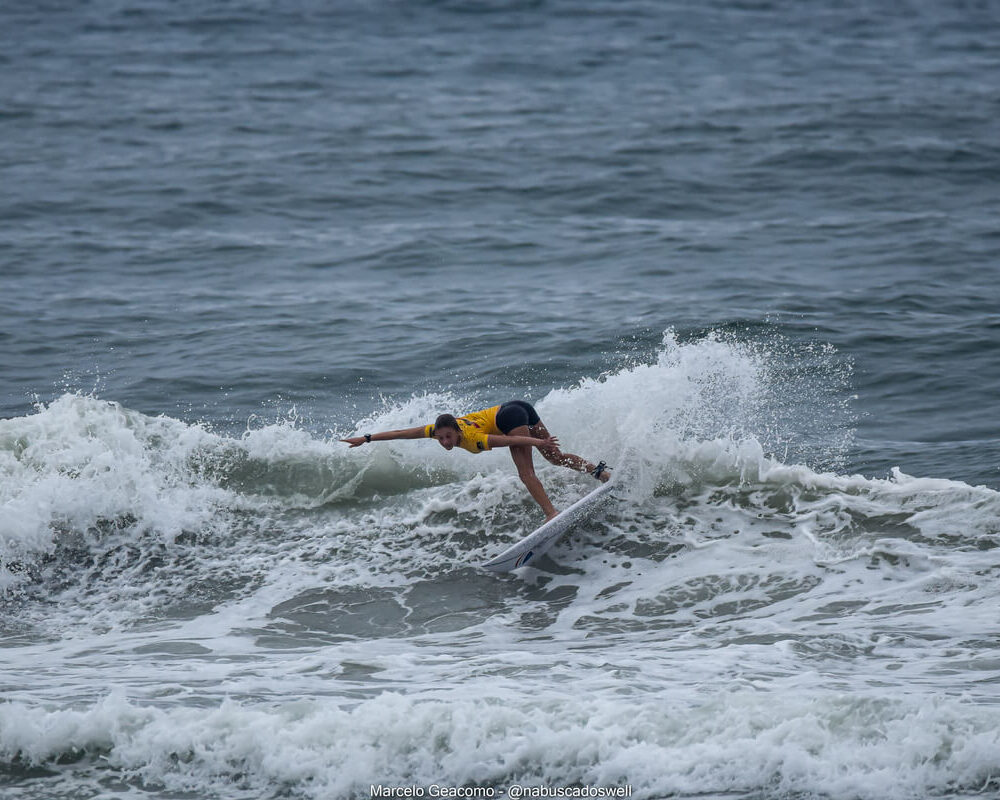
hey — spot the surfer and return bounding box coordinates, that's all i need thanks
[341,400,610,520]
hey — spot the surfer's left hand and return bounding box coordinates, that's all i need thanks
[537,436,559,453]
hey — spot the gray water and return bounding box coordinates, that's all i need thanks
[2,2,1000,798]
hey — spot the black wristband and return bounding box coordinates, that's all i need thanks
[364,433,372,443]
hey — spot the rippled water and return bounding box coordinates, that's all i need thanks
[2,1,1000,798]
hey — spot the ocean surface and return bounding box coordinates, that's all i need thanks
[2,1,1000,798]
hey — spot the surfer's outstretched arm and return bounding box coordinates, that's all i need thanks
[340,426,425,448]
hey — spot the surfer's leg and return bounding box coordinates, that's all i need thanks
[507,424,559,520]
[530,421,609,481]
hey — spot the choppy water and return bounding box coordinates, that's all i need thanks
[3,1,1000,799]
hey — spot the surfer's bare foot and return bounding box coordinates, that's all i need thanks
[545,510,559,522]
[590,460,611,482]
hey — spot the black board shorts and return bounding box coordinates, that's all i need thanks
[496,400,541,434]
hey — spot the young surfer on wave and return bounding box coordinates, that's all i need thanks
[341,400,610,521]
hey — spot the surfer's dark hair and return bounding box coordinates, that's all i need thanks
[434,413,461,433]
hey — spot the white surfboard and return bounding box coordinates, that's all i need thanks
[482,481,614,572]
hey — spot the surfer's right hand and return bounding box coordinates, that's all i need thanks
[341,437,367,448]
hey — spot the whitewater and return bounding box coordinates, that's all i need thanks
[2,333,999,799]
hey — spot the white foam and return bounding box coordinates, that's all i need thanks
[0,395,233,586]
[2,689,998,800]
[4,334,999,800]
